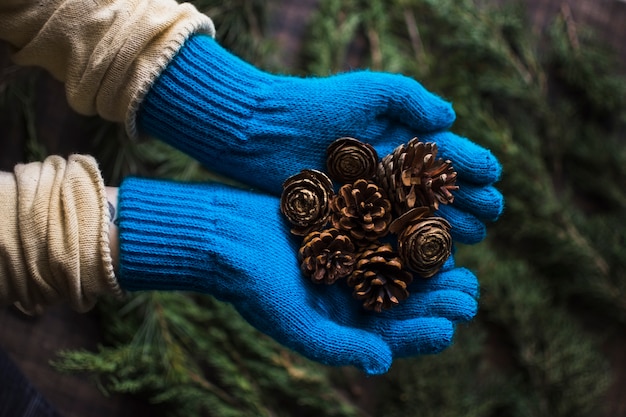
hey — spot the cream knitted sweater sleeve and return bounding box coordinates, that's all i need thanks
[0,155,123,313]
[0,0,215,138]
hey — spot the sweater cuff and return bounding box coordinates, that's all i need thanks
[0,155,122,313]
[0,0,215,138]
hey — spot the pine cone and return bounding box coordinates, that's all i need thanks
[347,243,413,312]
[397,215,452,278]
[376,138,459,214]
[299,228,356,285]
[388,207,431,234]
[330,179,393,243]
[326,137,379,183]
[281,169,334,236]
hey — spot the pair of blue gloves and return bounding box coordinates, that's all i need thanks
[118,35,503,375]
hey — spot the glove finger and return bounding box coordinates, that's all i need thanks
[377,316,455,358]
[420,131,502,185]
[411,267,479,299]
[238,296,392,375]
[452,181,504,222]
[363,73,456,132]
[359,123,501,187]
[372,267,478,322]
[439,252,456,272]
[436,204,486,244]
[375,289,478,323]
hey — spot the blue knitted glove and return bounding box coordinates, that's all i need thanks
[137,35,503,245]
[117,177,479,375]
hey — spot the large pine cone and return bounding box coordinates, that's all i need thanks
[326,137,379,183]
[397,215,452,278]
[330,179,393,243]
[299,228,356,285]
[281,169,334,236]
[376,138,458,214]
[347,243,413,312]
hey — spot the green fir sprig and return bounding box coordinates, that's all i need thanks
[305,0,623,416]
[39,0,626,416]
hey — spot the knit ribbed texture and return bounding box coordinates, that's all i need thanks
[117,177,479,374]
[0,155,121,313]
[137,34,504,245]
[136,34,461,190]
[0,0,214,137]
[117,179,234,296]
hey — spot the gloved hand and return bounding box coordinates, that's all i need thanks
[117,177,479,375]
[137,35,503,244]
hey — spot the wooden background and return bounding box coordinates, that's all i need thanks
[1,1,625,416]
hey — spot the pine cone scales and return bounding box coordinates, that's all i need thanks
[377,138,458,214]
[280,169,334,236]
[347,243,413,312]
[330,179,393,243]
[299,228,356,284]
[398,216,452,278]
[281,136,459,312]
[327,137,379,183]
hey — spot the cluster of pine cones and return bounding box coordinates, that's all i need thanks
[280,137,458,312]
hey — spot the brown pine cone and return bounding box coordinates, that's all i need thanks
[347,243,413,312]
[330,179,393,243]
[326,137,379,183]
[299,228,356,285]
[388,207,431,234]
[377,138,458,214]
[397,216,452,278]
[281,169,334,236]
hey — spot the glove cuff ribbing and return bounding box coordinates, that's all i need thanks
[138,34,271,159]
[117,177,220,293]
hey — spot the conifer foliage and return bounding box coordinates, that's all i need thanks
[48,0,626,416]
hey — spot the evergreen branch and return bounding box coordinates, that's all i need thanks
[34,0,625,415]
[366,27,382,70]
[402,8,427,70]
[559,3,580,53]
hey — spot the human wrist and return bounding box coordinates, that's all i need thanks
[106,186,120,274]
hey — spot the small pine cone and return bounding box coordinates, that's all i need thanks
[388,207,431,235]
[281,169,334,236]
[397,216,452,278]
[326,137,379,183]
[330,179,393,243]
[299,228,356,285]
[377,138,459,214]
[348,243,413,312]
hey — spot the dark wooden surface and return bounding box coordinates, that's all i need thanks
[0,1,625,416]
